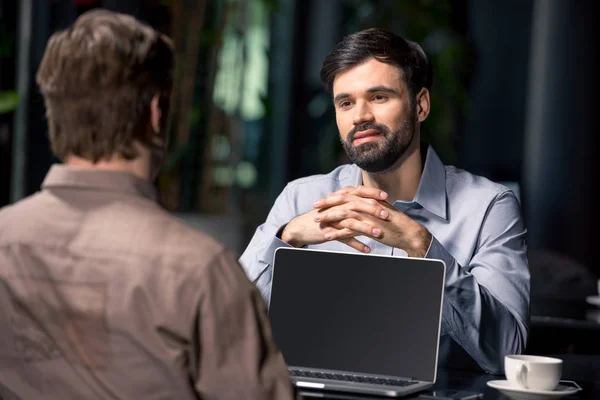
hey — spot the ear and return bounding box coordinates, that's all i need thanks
[150,94,162,134]
[415,88,431,123]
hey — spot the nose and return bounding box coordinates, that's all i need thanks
[352,101,374,126]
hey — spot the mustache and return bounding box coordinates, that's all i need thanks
[347,122,390,142]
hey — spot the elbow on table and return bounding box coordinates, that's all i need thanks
[481,319,528,374]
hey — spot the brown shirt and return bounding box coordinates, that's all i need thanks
[0,165,297,400]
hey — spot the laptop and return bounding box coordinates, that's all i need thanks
[269,247,446,398]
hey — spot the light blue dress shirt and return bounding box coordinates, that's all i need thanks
[239,145,530,374]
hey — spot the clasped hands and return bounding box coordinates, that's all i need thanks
[280,186,431,257]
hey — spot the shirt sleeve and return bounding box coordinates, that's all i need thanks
[239,184,295,304]
[425,190,530,374]
[191,250,298,400]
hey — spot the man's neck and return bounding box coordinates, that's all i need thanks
[360,142,424,202]
[63,153,151,181]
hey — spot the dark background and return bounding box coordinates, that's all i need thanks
[1,0,599,358]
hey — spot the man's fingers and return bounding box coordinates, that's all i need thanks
[339,218,382,238]
[314,207,359,223]
[348,186,388,201]
[315,201,389,222]
[313,193,351,208]
[338,186,357,195]
[352,200,389,220]
[338,237,371,253]
[322,219,381,239]
[313,186,388,209]
[320,222,372,252]
[325,186,357,198]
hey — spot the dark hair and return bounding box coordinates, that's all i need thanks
[36,9,174,162]
[320,28,432,99]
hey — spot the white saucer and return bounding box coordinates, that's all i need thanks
[487,380,581,400]
[586,295,600,307]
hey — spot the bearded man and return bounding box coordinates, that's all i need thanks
[239,28,530,375]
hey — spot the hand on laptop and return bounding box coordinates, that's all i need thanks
[312,186,433,258]
[280,186,388,253]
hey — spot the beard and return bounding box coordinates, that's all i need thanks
[341,106,417,174]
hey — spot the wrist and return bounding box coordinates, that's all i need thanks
[406,225,432,258]
[280,223,303,247]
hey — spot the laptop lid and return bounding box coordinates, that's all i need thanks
[269,247,446,383]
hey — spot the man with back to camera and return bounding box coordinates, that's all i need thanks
[0,9,297,400]
[240,28,530,374]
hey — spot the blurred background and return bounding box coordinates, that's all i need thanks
[0,0,599,360]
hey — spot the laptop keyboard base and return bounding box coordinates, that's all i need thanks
[289,369,418,387]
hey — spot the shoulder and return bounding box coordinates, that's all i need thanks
[445,165,516,202]
[102,207,237,286]
[284,164,359,194]
[134,208,228,266]
[0,192,227,272]
[0,192,43,218]
[0,202,16,224]
[0,193,48,242]
[272,164,360,213]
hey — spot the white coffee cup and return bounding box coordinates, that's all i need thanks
[505,355,562,391]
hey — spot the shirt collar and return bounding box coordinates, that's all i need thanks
[346,144,448,221]
[41,164,157,201]
[413,145,447,220]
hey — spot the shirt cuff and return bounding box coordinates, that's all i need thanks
[263,233,294,267]
[424,235,457,278]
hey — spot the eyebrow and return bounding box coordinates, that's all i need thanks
[333,85,401,103]
[366,85,401,95]
[333,92,352,103]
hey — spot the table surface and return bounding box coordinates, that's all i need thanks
[297,298,600,399]
[297,358,600,399]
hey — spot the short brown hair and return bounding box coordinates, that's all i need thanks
[36,9,174,162]
[321,28,432,99]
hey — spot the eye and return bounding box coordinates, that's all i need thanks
[339,100,353,109]
[372,94,388,102]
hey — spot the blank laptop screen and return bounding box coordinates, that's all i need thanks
[268,248,445,383]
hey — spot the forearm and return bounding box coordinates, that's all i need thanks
[442,271,528,373]
[240,224,293,304]
[427,237,529,373]
[239,184,302,304]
